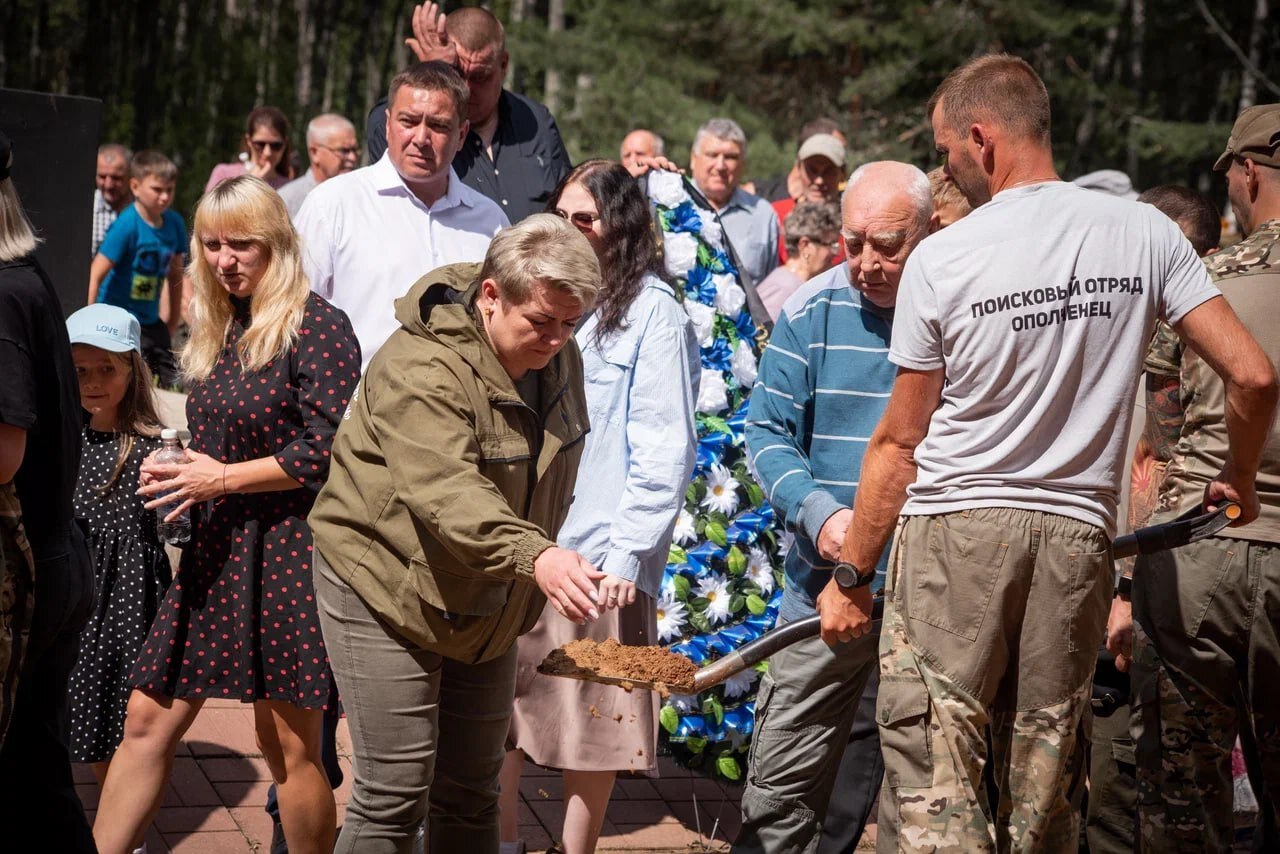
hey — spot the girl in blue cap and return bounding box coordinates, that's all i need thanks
[64,303,171,801]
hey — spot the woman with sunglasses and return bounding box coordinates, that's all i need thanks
[498,160,700,854]
[205,106,295,192]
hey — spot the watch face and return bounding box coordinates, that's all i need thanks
[834,563,858,588]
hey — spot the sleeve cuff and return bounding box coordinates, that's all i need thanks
[796,489,845,544]
[601,550,643,584]
[512,531,556,582]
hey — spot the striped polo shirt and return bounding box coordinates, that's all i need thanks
[745,263,897,619]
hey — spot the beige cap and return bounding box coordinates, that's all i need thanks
[797,133,846,168]
[1214,103,1280,171]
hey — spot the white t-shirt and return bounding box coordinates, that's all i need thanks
[891,181,1218,536]
[295,154,508,370]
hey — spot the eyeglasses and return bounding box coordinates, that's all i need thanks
[249,139,286,152]
[553,209,602,230]
[320,144,361,158]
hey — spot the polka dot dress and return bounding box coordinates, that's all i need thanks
[69,428,170,763]
[129,293,360,710]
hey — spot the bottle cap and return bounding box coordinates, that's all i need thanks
[161,428,179,440]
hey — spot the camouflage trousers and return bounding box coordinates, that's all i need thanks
[1131,535,1280,853]
[0,482,35,748]
[877,509,1111,853]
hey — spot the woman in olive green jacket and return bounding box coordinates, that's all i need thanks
[309,214,604,854]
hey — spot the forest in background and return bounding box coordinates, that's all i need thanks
[2,0,1276,217]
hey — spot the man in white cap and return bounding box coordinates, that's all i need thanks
[774,131,848,262]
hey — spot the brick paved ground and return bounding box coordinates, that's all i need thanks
[74,698,757,852]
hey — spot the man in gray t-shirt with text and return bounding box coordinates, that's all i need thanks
[814,54,1278,851]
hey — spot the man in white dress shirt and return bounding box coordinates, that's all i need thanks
[296,61,508,367]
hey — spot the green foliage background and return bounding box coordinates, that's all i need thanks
[3,1,1274,217]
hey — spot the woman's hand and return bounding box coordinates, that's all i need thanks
[247,153,275,180]
[138,449,227,521]
[533,547,605,625]
[597,575,636,611]
[138,449,162,489]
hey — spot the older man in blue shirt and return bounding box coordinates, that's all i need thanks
[690,118,780,289]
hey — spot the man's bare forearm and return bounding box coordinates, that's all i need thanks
[1128,439,1165,530]
[1143,372,1183,463]
[837,431,917,572]
[1224,372,1280,480]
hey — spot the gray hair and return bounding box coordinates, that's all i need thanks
[479,213,602,309]
[783,201,842,254]
[97,143,132,164]
[843,161,933,227]
[305,113,356,146]
[692,118,747,157]
[649,131,666,157]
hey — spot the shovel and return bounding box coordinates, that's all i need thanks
[539,502,1241,695]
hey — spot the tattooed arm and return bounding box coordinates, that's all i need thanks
[1128,371,1185,530]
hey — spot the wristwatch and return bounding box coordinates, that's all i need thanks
[833,561,875,589]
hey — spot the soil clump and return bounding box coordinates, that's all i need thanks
[540,638,700,694]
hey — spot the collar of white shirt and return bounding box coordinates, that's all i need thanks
[369,153,476,214]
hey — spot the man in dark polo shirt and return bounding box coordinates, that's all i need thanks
[367,5,571,222]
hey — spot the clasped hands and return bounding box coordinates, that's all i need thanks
[533,547,635,625]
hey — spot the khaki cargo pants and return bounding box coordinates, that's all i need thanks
[1131,534,1280,854]
[877,508,1112,853]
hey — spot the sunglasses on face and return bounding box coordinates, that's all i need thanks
[250,139,286,152]
[320,144,361,158]
[553,209,602,230]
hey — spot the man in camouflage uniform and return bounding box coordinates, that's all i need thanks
[821,55,1278,853]
[1125,103,1280,853]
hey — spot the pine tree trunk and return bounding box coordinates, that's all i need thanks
[544,0,565,113]
[1125,0,1145,179]
[1239,0,1268,111]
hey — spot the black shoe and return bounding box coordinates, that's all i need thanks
[270,818,288,854]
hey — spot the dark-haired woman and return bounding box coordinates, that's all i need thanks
[499,161,700,854]
[205,106,295,192]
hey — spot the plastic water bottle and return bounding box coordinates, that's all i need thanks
[155,428,192,545]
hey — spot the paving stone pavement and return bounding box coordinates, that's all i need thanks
[74,698,753,852]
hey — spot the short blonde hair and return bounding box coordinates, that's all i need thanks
[182,176,310,383]
[928,167,973,219]
[480,213,601,309]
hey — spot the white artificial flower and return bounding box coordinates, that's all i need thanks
[701,464,741,516]
[730,338,758,387]
[712,275,745,316]
[657,593,689,643]
[649,170,690,208]
[694,574,733,626]
[700,218,724,250]
[684,300,716,347]
[663,231,700,279]
[697,368,729,414]
[722,667,759,699]
[746,546,775,594]
[778,530,795,557]
[672,508,698,546]
[669,692,700,713]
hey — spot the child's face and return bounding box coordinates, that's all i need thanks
[73,345,132,423]
[130,176,175,216]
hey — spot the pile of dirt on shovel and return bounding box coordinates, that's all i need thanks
[540,638,699,695]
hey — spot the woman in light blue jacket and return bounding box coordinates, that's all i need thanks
[499,161,700,854]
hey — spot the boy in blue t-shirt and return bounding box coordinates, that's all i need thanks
[88,150,187,388]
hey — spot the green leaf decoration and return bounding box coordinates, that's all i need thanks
[729,594,745,613]
[702,415,732,435]
[744,481,764,508]
[716,754,742,781]
[702,695,725,726]
[705,521,728,547]
[689,612,711,633]
[726,546,746,576]
[746,593,767,615]
[686,735,708,754]
[668,545,687,565]
[660,705,679,735]
[673,574,691,599]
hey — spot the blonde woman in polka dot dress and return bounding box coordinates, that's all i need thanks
[94,176,361,854]
[63,304,169,790]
